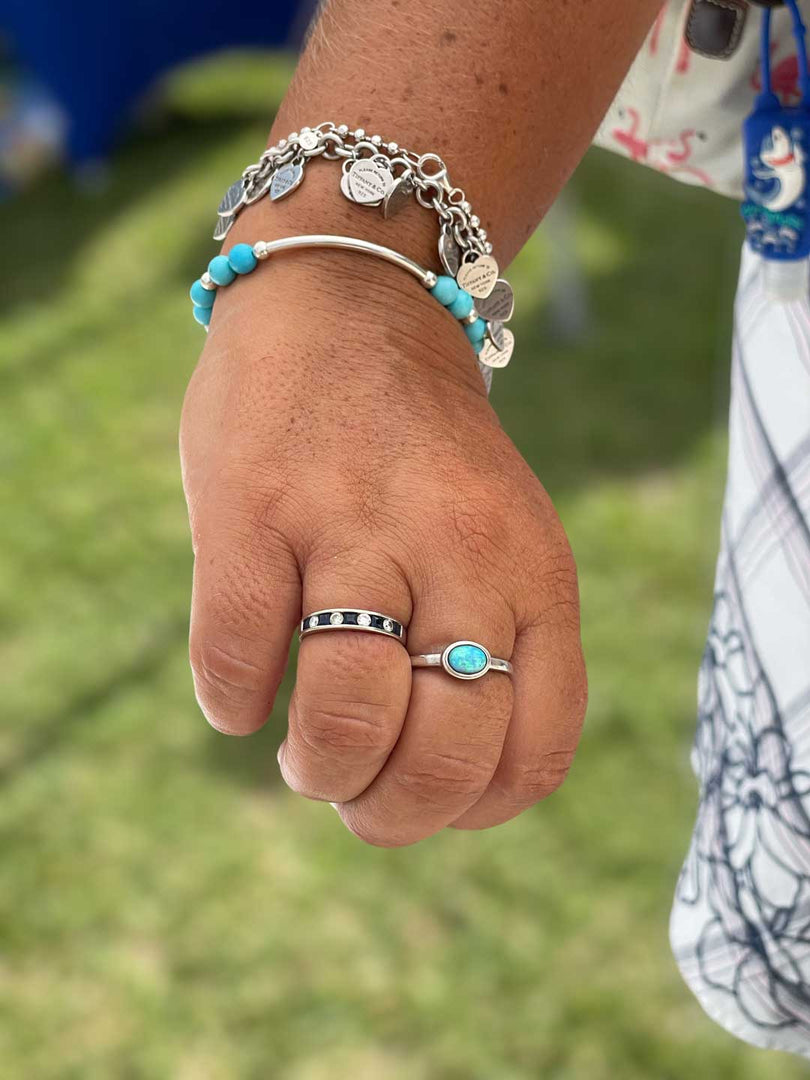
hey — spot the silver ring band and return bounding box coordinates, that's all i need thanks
[410,640,513,680]
[300,609,406,644]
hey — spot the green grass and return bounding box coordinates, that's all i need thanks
[1,52,805,1079]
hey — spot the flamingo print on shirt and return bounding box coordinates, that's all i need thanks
[611,108,713,186]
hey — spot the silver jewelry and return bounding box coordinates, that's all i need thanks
[209,123,516,389]
[214,123,492,265]
[300,609,407,643]
[252,233,438,288]
[410,640,513,680]
[195,235,502,392]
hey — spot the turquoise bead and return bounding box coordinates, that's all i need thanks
[192,304,212,327]
[430,275,459,307]
[472,338,485,354]
[189,279,215,308]
[448,289,474,319]
[446,643,489,676]
[208,254,236,286]
[464,317,487,343]
[228,243,257,275]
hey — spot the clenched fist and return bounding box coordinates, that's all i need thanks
[180,230,587,847]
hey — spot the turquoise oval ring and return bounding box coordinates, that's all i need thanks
[410,640,513,680]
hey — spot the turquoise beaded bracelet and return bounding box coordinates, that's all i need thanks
[188,235,514,371]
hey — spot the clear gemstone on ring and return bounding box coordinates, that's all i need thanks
[330,612,344,625]
[308,615,319,629]
[383,618,394,632]
[356,613,372,627]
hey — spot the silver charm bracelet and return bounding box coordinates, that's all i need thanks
[207,122,516,378]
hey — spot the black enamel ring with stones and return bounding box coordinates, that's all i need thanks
[299,609,407,644]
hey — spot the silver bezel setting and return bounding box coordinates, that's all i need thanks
[440,640,492,680]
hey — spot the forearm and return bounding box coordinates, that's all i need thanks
[266,0,660,262]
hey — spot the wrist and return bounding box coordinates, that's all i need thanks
[209,166,487,391]
[222,157,441,281]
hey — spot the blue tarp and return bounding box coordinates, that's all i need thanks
[0,1,306,161]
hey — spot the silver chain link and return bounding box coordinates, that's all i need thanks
[226,123,492,258]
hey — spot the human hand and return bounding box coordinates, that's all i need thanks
[180,234,587,846]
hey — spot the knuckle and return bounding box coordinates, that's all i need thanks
[342,815,414,849]
[294,635,406,759]
[445,486,514,572]
[189,637,268,731]
[534,543,581,624]
[395,749,495,808]
[500,748,576,805]
[195,461,301,561]
[571,655,589,725]
[296,701,399,757]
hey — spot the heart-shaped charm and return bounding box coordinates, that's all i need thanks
[347,159,393,205]
[217,179,245,217]
[383,171,415,218]
[438,230,461,276]
[340,172,353,201]
[478,328,514,369]
[456,254,499,299]
[270,161,304,201]
[487,320,505,350]
[474,280,514,322]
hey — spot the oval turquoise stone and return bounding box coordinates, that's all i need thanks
[446,643,488,676]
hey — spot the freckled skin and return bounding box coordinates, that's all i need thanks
[182,0,662,846]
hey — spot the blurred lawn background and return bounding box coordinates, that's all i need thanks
[2,51,806,1079]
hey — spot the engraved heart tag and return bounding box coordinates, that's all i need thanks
[474,279,514,322]
[383,171,415,218]
[270,161,304,201]
[456,254,499,299]
[478,328,514,369]
[347,160,393,205]
[487,320,505,350]
[438,230,461,276]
